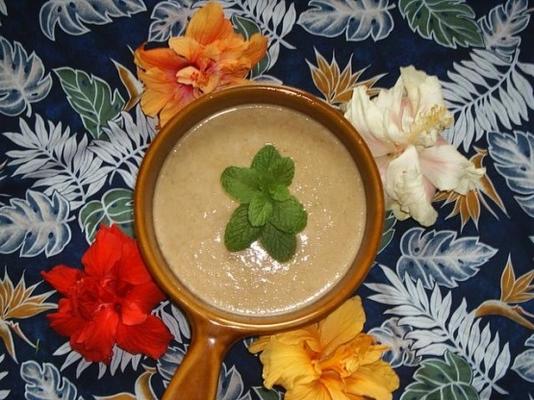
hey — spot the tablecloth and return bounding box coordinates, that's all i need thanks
[0,0,533,399]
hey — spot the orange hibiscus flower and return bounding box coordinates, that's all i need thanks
[249,297,399,400]
[134,2,268,127]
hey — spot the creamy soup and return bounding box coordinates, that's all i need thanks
[153,104,366,315]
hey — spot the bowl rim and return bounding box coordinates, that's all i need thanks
[134,84,384,334]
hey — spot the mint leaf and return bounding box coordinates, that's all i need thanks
[222,145,307,262]
[260,223,297,262]
[269,157,294,186]
[251,145,281,173]
[248,194,273,227]
[269,184,290,201]
[224,204,262,251]
[271,197,307,234]
[221,166,261,203]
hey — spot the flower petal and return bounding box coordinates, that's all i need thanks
[319,296,365,357]
[257,337,318,390]
[115,315,172,359]
[70,306,119,363]
[275,327,321,353]
[134,45,187,71]
[345,87,396,157]
[286,378,348,400]
[158,94,195,127]
[385,146,438,226]
[168,36,207,64]
[41,265,82,295]
[419,142,485,194]
[345,360,399,400]
[82,225,123,278]
[116,232,153,286]
[120,282,165,325]
[242,33,268,66]
[401,65,445,115]
[48,298,85,337]
[185,2,234,45]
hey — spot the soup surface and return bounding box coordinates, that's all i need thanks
[153,104,366,315]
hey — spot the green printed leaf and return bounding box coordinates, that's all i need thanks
[270,197,307,234]
[221,166,262,203]
[260,223,297,262]
[55,67,124,139]
[251,145,282,173]
[78,188,133,243]
[248,194,273,227]
[379,211,396,253]
[401,351,479,400]
[224,204,262,251]
[253,387,282,400]
[269,157,294,186]
[399,0,484,49]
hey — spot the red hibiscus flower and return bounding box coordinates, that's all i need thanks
[41,225,172,363]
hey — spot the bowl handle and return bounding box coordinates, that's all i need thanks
[162,317,241,400]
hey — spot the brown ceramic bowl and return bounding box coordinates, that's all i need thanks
[134,84,384,400]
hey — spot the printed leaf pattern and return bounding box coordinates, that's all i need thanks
[298,0,394,42]
[475,256,534,330]
[94,367,157,400]
[21,361,83,400]
[253,387,282,400]
[434,148,507,230]
[40,0,147,41]
[90,105,155,188]
[55,67,125,139]
[0,271,55,362]
[487,130,534,217]
[478,0,530,61]
[153,301,191,344]
[401,351,479,400]
[112,60,143,112]
[307,48,385,106]
[0,354,9,400]
[78,188,133,243]
[397,228,497,289]
[157,346,186,384]
[148,0,194,41]
[0,1,6,21]
[0,36,52,117]
[367,265,510,399]
[379,211,397,253]
[0,160,5,184]
[398,0,483,49]
[0,1,532,398]
[512,334,534,383]
[442,0,532,151]
[54,341,142,379]
[0,190,72,257]
[369,317,421,368]
[3,114,111,209]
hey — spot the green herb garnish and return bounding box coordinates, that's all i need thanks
[221,145,307,262]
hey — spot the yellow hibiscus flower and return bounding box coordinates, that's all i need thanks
[249,297,399,400]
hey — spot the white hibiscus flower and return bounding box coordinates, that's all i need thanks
[345,66,485,226]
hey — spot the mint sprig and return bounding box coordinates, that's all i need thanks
[221,145,307,262]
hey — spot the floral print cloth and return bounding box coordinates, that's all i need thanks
[0,1,533,399]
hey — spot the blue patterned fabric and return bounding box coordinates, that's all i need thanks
[0,1,533,399]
